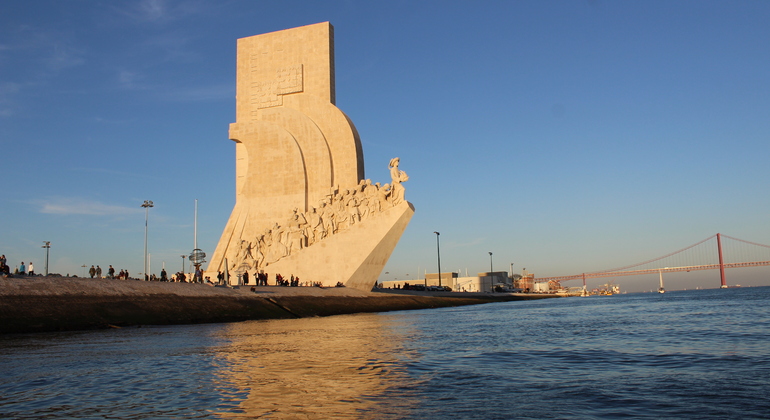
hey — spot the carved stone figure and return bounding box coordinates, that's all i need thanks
[389,157,409,206]
[307,207,324,245]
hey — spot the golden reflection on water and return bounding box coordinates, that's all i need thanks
[212,313,419,419]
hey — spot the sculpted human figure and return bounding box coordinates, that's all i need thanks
[319,200,335,236]
[253,233,266,269]
[306,207,324,245]
[230,239,254,272]
[333,192,350,231]
[378,182,391,208]
[361,179,377,215]
[389,157,409,206]
[265,225,288,264]
[358,193,370,221]
[367,182,381,215]
[285,209,307,254]
[345,190,361,225]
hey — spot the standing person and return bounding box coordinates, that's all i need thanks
[19,262,26,275]
[28,262,34,276]
[89,265,96,278]
[96,265,102,279]
[160,268,167,282]
[108,265,115,279]
[243,271,249,285]
[194,267,202,283]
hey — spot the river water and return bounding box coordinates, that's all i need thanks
[1,286,769,419]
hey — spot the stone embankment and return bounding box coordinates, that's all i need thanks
[0,276,557,334]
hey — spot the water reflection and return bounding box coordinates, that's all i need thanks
[212,313,420,419]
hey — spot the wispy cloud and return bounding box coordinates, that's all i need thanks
[116,0,206,23]
[140,0,167,21]
[116,69,145,90]
[160,83,234,102]
[0,25,86,117]
[3,25,86,74]
[46,42,85,71]
[0,82,21,117]
[70,166,159,181]
[37,197,141,216]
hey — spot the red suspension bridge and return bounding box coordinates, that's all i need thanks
[535,233,770,289]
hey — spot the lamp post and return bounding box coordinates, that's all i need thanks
[434,231,442,287]
[181,255,186,277]
[488,252,493,292]
[142,200,154,281]
[41,241,51,276]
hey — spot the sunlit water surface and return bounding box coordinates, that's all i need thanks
[1,287,769,419]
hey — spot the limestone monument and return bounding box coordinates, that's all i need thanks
[206,22,414,290]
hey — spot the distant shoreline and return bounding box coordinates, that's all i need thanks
[0,276,557,334]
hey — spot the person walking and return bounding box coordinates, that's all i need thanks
[108,265,115,279]
[19,261,26,275]
[28,262,34,276]
[96,265,102,279]
[89,265,96,278]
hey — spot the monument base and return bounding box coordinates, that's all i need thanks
[251,201,414,290]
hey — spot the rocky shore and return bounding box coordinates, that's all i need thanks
[0,276,557,334]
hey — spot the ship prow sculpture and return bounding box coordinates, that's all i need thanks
[206,22,414,290]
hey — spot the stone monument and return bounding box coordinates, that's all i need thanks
[206,22,414,290]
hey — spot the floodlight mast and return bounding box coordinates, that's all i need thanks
[142,200,154,280]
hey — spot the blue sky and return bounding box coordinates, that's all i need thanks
[1,0,768,291]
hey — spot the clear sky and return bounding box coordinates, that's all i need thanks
[2,0,768,292]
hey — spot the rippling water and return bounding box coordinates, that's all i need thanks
[1,287,769,419]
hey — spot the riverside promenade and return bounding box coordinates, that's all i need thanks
[0,276,557,334]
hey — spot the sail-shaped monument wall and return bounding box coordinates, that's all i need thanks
[206,22,414,290]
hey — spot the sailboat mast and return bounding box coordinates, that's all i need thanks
[658,269,665,293]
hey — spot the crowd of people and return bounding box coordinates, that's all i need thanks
[86,265,128,279]
[150,267,206,283]
[218,270,328,288]
[1,252,327,289]
[1,255,35,276]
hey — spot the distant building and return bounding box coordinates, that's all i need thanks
[382,271,513,293]
[380,272,457,290]
[424,272,458,287]
[514,269,535,291]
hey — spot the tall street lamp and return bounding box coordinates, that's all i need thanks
[142,200,154,281]
[41,241,51,276]
[434,232,442,287]
[489,251,493,272]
